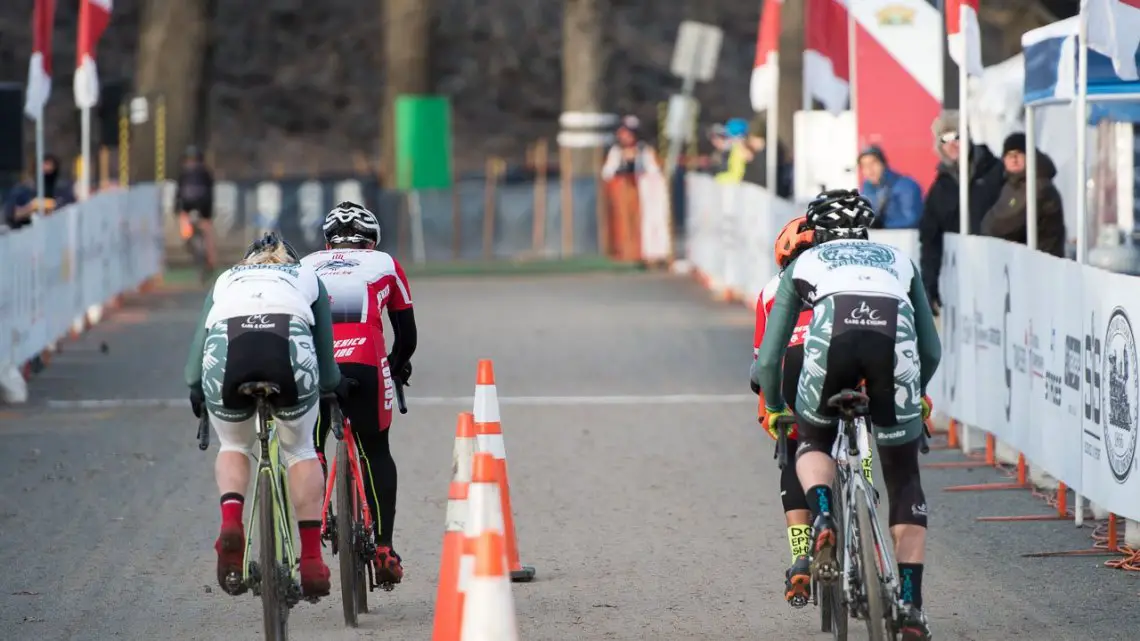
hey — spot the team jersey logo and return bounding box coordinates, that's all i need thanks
[314,258,361,271]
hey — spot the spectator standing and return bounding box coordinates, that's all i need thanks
[858,146,923,229]
[740,117,792,198]
[600,116,661,261]
[980,133,1066,257]
[715,118,751,185]
[174,145,216,270]
[3,154,75,230]
[919,111,1004,310]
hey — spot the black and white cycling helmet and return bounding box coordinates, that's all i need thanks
[805,189,876,241]
[323,201,380,247]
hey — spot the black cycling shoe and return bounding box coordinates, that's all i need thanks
[809,512,839,583]
[896,603,932,640]
[784,555,812,608]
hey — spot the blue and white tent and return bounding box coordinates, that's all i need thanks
[1022,16,1140,123]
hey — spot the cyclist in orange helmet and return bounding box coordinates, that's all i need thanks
[751,215,817,607]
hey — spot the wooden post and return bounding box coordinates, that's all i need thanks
[451,162,462,260]
[593,145,607,257]
[98,146,110,189]
[482,157,502,260]
[560,144,574,257]
[532,139,549,254]
[352,151,369,175]
[271,162,285,179]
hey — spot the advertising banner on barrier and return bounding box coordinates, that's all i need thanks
[1081,266,1140,518]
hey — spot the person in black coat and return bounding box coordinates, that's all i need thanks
[919,111,1005,312]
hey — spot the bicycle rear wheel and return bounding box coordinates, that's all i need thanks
[259,467,289,640]
[823,479,848,639]
[855,489,886,641]
[336,439,363,626]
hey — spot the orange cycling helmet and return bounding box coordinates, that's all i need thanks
[774,216,815,269]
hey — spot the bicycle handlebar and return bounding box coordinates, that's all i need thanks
[773,415,796,471]
[196,413,210,451]
[393,375,408,415]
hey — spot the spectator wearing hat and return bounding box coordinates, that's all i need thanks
[601,115,661,261]
[918,110,1004,311]
[858,146,922,229]
[3,154,75,231]
[715,118,752,185]
[980,132,1066,257]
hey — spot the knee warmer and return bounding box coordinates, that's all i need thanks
[779,438,809,513]
[879,439,927,528]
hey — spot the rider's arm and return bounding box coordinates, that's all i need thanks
[750,293,767,395]
[310,279,343,393]
[908,263,942,393]
[385,259,416,376]
[754,273,800,411]
[183,287,215,388]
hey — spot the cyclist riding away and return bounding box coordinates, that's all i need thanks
[301,201,417,587]
[751,215,818,608]
[185,231,354,599]
[753,190,941,640]
[175,145,216,272]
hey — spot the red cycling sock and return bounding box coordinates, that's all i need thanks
[220,493,244,528]
[299,520,322,559]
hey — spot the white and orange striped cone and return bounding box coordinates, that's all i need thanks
[431,412,478,641]
[459,452,519,641]
[472,359,537,582]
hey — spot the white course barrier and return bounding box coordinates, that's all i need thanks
[687,174,1140,526]
[0,185,163,403]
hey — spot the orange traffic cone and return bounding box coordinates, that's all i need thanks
[431,412,478,641]
[459,453,519,641]
[472,359,537,582]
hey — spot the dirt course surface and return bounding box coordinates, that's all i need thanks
[2,271,1138,640]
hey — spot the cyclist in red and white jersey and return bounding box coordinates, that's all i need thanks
[752,215,817,608]
[300,201,417,586]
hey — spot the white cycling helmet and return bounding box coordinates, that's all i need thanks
[323,201,380,246]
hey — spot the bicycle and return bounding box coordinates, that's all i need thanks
[180,208,211,284]
[775,410,874,638]
[320,371,409,627]
[197,383,336,641]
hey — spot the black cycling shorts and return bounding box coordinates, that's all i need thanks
[181,201,213,220]
[219,316,300,411]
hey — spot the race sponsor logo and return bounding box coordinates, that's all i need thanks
[1045,372,1063,407]
[789,324,810,346]
[1102,307,1138,483]
[843,300,889,328]
[1065,335,1082,390]
[241,314,276,330]
[815,242,899,278]
[876,428,906,441]
[332,336,368,359]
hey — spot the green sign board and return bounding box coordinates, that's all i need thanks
[394,95,454,191]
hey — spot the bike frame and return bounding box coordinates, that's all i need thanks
[833,414,898,619]
[320,416,376,542]
[245,406,299,586]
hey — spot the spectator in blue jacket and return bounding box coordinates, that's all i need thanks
[3,154,74,230]
[858,146,922,229]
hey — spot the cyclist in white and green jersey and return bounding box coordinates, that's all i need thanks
[752,189,941,641]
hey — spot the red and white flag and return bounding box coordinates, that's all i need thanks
[804,0,850,114]
[1084,0,1140,81]
[74,0,112,109]
[24,0,55,120]
[750,0,782,112]
[946,0,983,77]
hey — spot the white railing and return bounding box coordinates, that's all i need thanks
[686,173,1140,525]
[0,185,163,401]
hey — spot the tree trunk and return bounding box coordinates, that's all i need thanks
[562,0,607,176]
[382,0,432,188]
[131,0,213,184]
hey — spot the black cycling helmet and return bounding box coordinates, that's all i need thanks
[244,231,300,263]
[805,189,875,242]
[323,201,380,247]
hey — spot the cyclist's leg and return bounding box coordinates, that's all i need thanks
[201,320,258,593]
[341,360,403,583]
[865,298,930,638]
[313,396,333,479]
[197,203,216,268]
[272,317,330,593]
[780,345,813,604]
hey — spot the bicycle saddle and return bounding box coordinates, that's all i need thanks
[238,381,281,398]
